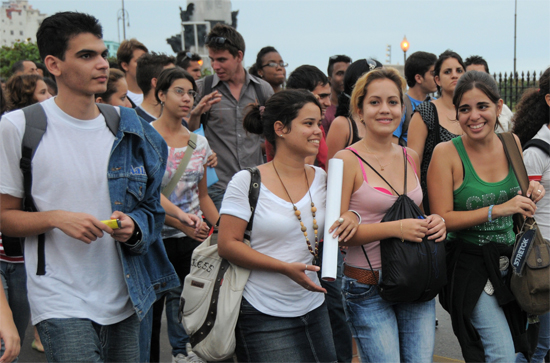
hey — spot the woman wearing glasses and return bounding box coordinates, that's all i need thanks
[251,46,287,93]
[150,67,219,363]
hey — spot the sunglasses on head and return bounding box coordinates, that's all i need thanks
[204,36,240,51]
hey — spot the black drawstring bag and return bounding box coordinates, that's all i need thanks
[350,149,447,303]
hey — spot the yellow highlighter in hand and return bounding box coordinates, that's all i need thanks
[101,219,121,229]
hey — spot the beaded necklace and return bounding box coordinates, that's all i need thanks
[272,162,319,264]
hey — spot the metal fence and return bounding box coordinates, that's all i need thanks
[493,70,542,110]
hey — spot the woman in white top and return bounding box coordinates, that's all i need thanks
[150,67,219,362]
[218,89,359,362]
[513,67,550,363]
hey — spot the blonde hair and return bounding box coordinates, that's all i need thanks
[350,67,406,118]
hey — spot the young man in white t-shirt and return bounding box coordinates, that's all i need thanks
[0,12,178,362]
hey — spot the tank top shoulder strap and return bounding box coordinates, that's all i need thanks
[346,147,368,182]
[452,137,473,181]
[402,147,418,176]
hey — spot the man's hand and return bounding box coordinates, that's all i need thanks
[109,211,136,243]
[206,151,218,168]
[54,211,114,244]
[190,91,222,118]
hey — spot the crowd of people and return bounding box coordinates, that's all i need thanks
[0,9,549,363]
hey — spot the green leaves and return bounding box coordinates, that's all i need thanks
[0,40,40,78]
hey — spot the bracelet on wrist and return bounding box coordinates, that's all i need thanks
[348,210,362,225]
[488,205,495,222]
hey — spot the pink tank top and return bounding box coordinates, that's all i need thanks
[345,147,423,270]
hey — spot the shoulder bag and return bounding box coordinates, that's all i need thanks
[499,132,550,315]
[179,167,260,361]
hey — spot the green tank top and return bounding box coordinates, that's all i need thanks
[449,137,520,246]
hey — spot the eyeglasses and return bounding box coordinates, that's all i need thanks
[204,36,240,50]
[168,88,197,99]
[261,61,288,69]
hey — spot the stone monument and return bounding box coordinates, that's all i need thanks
[166,0,238,54]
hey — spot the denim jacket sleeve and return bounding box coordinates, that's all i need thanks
[108,107,168,255]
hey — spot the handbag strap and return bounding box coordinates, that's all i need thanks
[497,132,530,194]
[244,167,261,237]
[347,148,407,195]
[162,132,198,197]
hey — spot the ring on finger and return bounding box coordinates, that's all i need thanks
[538,189,542,193]
[338,217,344,224]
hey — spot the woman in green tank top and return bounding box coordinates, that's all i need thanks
[427,71,545,362]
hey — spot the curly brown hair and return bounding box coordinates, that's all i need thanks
[5,74,44,111]
[512,67,550,146]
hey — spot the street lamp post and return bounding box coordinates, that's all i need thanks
[117,0,130,42]
[400,36,409,65]
[513,0,517,74]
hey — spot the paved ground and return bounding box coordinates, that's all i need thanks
[16,299,464,363]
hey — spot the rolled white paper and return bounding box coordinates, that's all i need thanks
[321,158,344,281]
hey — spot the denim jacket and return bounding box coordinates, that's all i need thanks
[108,106,179,321]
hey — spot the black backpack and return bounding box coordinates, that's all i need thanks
[2,103,120,275]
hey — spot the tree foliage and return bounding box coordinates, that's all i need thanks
[0,40,41,79]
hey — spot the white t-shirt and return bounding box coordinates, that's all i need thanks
[127,90,144,107]
[496,104,514,133]
[220,166,326,317]
[161,132,212,239]
[524,125,550,240]
[0,98,134,325]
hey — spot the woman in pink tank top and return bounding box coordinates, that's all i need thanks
[334,67,446,363]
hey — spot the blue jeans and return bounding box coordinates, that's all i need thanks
[139,308,153,363]
[470,291,515,362]
[207,186,225,211]
[516,312,550,363]
[342,275,435,363]
[151,285,189,360]
[36,314,140,362]
[0,261,30,362]
[235,298,337,362]
[319,250,352,363]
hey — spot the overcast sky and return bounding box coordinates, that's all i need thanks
[33,0,549,77]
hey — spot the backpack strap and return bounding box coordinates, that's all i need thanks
[250,77,266,106]
[162,132,198,197]
[199,75,215,127]
[346,149,404,196]
[523,139,550,156]
[21,104,48,275]
[18,103,121,275]
[97,103,120,136]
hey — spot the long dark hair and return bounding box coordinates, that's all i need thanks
[452,70,502,131]
[335,58,383,118]
[512,68,550,146]
[243,89,321,153]
[434,50,465,95]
